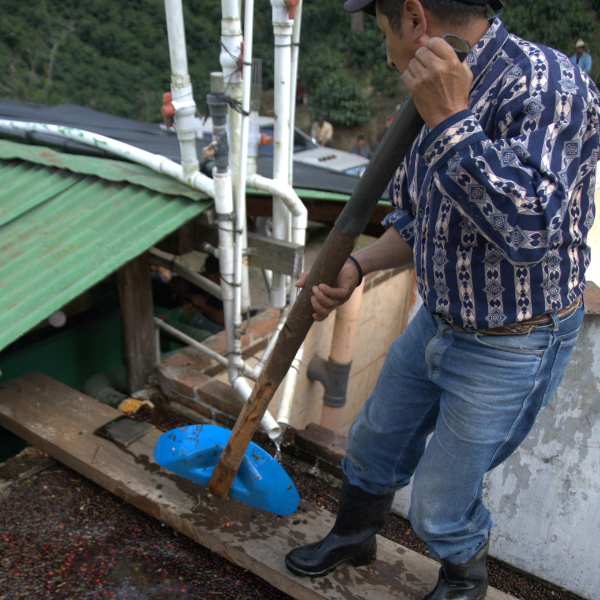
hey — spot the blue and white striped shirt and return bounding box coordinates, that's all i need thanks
[384,18,600,330]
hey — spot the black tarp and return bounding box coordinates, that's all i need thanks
[0,98,362,196]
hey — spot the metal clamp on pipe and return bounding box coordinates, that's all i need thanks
[307,355,352,408]
[206,72,230,172]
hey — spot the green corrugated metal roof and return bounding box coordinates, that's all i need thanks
[0,141,212,352]
[0,139,205,202]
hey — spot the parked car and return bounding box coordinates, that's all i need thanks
[163,116,370,178]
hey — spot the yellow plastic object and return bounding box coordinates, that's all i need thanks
[117,398,155,414]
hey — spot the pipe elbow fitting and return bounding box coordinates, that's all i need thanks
[307,355,352,408]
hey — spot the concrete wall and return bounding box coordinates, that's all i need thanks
[390,314,600,600]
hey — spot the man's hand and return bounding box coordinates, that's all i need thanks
[403,37,472,130]
[295,260,361,322]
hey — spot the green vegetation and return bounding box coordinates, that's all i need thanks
[0,0,599,126]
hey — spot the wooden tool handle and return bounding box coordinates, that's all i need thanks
[208,228,357,497]
[206,35,472,500]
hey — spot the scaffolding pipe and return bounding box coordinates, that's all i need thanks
[0,121,215,197]
[155,318,229,368]
[148,251,223,300]
[164,0,200,177]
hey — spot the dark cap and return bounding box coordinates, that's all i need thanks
[344,0,503,16]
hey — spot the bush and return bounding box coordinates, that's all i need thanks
[345,28,387,69]
[371,63,399,96]
[299,46,346,92]
[311,70,371,127]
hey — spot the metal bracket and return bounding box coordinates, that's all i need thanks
[215,212,237,222]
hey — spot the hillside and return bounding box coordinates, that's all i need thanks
[1,0,599,143]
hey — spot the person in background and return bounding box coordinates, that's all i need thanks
[152,255,224,335]
[350,134,373,158]
[311,115,334,147]
[570,39,592,74]
[186,255,224,328]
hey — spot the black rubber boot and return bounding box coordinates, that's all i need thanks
[423,541,490,600]
[285,476,395,578]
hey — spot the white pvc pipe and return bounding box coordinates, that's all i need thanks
[250,309,287,379]
[148,251,223,300]
[220,0,249,389]
[237,0,254,315]
[164,0,188,75]
[231,376,281,439]
[277,346,303,426]
[213,170,237,371]
[288,0,303,185]
[270,0,294,310]
[246,173,307,233]
[164,0,200,177]
[220,0,243,86]
[0,120,215,198]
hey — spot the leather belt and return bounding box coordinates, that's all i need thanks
[444,296,582,336]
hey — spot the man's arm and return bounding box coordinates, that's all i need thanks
[296,227,414,321]
[190,294,225,326]
[320,122,333,146]
[405,37,600,266]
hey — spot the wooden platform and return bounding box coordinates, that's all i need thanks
[0,372,515,600]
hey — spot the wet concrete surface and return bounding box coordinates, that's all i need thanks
[0,407,585,600]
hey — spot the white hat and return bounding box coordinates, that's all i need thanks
[575,39,586,48]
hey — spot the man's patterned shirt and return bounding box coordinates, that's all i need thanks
[384,18,600,330]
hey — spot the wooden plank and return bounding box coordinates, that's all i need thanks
[0,372,515,600]
[193,221,304,277]
[116,252,157,392]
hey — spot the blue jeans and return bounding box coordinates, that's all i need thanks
[343,303,584,564]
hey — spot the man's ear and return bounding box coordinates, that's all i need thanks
[403,0,429,43]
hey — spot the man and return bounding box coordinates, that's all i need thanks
[350,134,373,158]
[570,38,592,75]
[286,1,600,599]
[311,115,334,147]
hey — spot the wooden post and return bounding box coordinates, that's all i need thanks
[116,252,157,393]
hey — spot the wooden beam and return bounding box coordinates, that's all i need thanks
[193,221,304,277]
[155,221,194,255]
[116,252,157,392]
[0,372,516,600]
